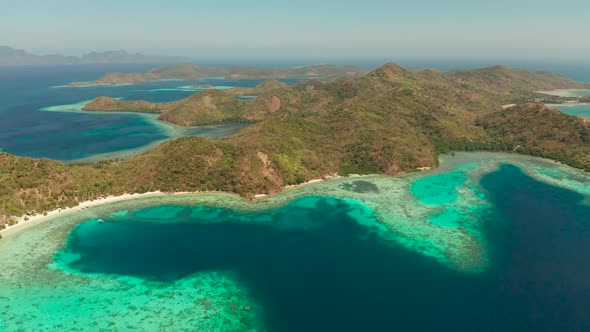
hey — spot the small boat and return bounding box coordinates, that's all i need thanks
[98,219,104,224]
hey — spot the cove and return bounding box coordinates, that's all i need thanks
[32,100,250,163]
[0,66,300,162]
[552,103,590,120]
[55,196,497,331]
[1,152,590,331]
[52,165,590,331]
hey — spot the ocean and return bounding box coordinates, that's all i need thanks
[58,165,590,331]
[1,152,589,331]
[0,64,301,162]
[0,62,589,331]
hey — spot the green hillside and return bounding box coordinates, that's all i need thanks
[1,63,589,226]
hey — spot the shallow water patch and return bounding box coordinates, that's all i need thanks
[410,171,468,205]
[2,152,590,331]
[552,103,590,119]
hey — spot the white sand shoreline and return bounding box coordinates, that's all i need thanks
[3,149,588,238]
[547,102,590,107]
[0,177,333,237]
[0,191,162,236]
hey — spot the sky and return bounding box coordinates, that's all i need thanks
[1,0,589,63]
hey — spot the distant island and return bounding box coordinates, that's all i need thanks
[1,62,590,227]
[189,84,216,89]
[0,46,191,66]
[67,64,370,86]
[82,80,291,126]
[82,65,590,127]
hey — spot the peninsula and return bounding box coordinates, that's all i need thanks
[1,63,590,227]
[67,64,370,86]
[82,80,293,126]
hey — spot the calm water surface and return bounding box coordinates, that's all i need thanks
[57,165,590,331]
[0,65,302,161]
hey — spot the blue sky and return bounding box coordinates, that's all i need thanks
[2,0,589,62]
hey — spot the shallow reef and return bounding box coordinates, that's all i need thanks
[1,152,588,330]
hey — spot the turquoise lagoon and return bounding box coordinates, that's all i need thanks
[541,88,590,119]
[551,103,590,120]
[1,152,589,331]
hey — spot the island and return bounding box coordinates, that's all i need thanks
[81,80,294,126]
[189,84,216,89]
[225,80,289,96]
[67,64,370,86]
[0,46,190,66]
[1,62,589,227]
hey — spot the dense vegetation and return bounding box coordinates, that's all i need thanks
[1,63,589,226]
[476,103,590,171]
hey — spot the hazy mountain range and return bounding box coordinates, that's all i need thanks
[0,46,191,66]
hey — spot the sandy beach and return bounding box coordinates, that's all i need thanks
[0,177,333,237]
[0,191,165,236]
[536,89,590,98]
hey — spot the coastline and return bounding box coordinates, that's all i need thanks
[38,100,250,163]
[1,151,589,275]
[548,102,590,108]
[2,151,589,239]
[537,88,590,98]
[0,191,163,236]
[0,177,331,237]
[549,102,590,121]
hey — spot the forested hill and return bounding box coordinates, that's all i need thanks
[1,62,589,226]
[83,63,590,126]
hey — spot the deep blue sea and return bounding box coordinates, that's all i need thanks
[1,62,590,331]
[58,165,590,331]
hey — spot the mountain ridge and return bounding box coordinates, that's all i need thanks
[0,46,191,66]
[82,63,590,126]
[1,62,589,226]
